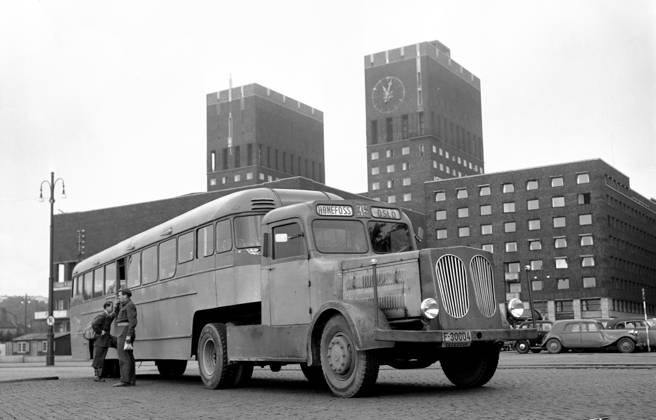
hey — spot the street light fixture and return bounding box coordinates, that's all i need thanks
[39,171,66,366]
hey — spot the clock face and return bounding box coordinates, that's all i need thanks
[372,76,406,113]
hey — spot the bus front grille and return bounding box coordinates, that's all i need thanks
[470,255,497,318]
[435,255,469,318]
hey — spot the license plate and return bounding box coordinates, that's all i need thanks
[442,330,472,347]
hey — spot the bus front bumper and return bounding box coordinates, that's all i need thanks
[374,328,538,343]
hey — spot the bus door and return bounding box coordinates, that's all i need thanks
[265,220,311,326]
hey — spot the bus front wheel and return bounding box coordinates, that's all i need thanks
[320,315,379,397]
[197,323,238,389]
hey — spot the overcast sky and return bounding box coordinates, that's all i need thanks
[1,0,654,297]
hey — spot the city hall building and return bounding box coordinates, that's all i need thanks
[424,159,656,320]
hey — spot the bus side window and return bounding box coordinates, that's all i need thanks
[272,223,306,260]
[83,272,93,300]
[93,267,104,298]
[105,262,117,295]
[216,219,232,253]
[126,253,141,288]
[197,225,214,258]
[117,258,127,291]
[178,231,194,263]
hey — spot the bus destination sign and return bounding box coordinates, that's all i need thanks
[316,204,354,217]
[371,207,401,220]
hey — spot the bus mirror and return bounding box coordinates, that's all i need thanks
[274,233,289,243]
[415,227,424,244]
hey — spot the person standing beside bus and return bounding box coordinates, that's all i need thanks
[113,288,137,387]
[91,301,116,381]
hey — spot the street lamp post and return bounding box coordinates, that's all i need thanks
[20,294,31,334]
[523,265,536,330]
[40,171,65,366]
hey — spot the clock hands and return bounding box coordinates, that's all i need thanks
[382,78,394,103]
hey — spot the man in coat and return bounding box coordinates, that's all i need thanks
[91,300,115,381]
[113,288,137,387]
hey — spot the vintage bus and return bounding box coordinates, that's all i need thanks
[70,187,535,397]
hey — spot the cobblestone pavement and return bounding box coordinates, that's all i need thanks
[0,352,654,419]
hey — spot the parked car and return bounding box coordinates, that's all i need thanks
[605,318,656,350]
[514,320,553,354]
[542,319,643,354]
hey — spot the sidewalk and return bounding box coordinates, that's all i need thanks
[0,360,159,383]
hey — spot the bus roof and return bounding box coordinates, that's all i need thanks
[73,188,341,275]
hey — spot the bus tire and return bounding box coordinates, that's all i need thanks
[300,363,327,388]
[320,315,379,397]
[440,343,499,388]
[156,360,188,377]
[197,323,238,389]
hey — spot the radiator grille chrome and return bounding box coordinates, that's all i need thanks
[434,255,469,318]
[470,255,497,318]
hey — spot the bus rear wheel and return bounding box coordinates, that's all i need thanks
[320,315,379,397]
[440,343,500,388]
[156,360,188,377]
[197,323,238,389]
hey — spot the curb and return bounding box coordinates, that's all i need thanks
[0,376,60,384]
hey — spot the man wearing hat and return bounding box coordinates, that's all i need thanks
[113,288,137,387]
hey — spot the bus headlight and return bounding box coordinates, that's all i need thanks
[421,298,440,319]
[507,298,525,319]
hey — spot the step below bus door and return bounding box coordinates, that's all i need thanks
[265,220,311,326]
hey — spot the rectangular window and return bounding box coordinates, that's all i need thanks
[105,263,117,296]
[435,191,446,202]
[210,151,216,172]
[578,192,591,205]
[551,176,564,187]
[528,240,542,251]
[481,224,493,235]
[505,241,518,252]
[401,146,410,155]
[552,196,565,207]
[386,164,395,173]
[234,174,241,182]
[480,204,491,216]
[557,278,570,289]
[457,207,469,218]
[532,280,543,291]
[555,257,568,269]
[126,253,140,288]
[554,237,568,249]
[580,234,594,246]
[386,180,393,189]
[234,145,241,168]
[579,214,592,225]
[401,115,409,138]
[197,225,214,257]
[370,120,378,144]
[553,216,566,228]
[371,151,379,160]
[509,283,521,293]
[528,219,541,231]
[387,195,396,204]
[502,183,515,193]
[222,148,228,169]
[577,173,590,184]
[402,162,409,171]
[216,219,233,253]
[456,188,468,199]
[418,111,424,135]
[581,256,595,267]
[479,185,491,196]
[386,149,392,158]
[503,202,516,213]
[581,298,600,311]
[435,210,446,221]
[403,193,412,202]
[246,172,253,180]
[93,267,104,298]
[247,144,253,166]
[583,276,597,288]
[371,167,379,175]
[481,244,494,253]
[372,182,380,191]
[530,260,543,271]
[386,118,393,142]
[436,229,447,239]
[527,199,539,210]
[158,238,176,280]
[458,226,470,237]
[526,180,539,190]
[504,222,516,233]
[402,177,411,186]
[178,231,194,263]
[273,223,306,260]
[141,245,157,284]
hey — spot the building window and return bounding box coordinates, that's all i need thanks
[436,229,447,239]
[386,149,393,158]
[580,234,594,246]
[403,193,412,202]
[502,183,515,193]
[435,191,446,202]
[457,207,469,218]
[387,195,396,204]
[401,115,409,139]
[530,260,543,270]
[209,178,217,186]
[579,214,592,225]
[386,164,395,173]
[504,222,516,233]
[554,237,568,248]
[480,204,492,216]
[503,202,516,213]
[529,240,542,251]
[371,167,379,175]
[370,120,378,144]
[246,172,253,180]
[555,257,568,269]
[532,280,543,291]
[386,117,393,142]
[479,185,491,196]
[482,244,494,253]
[581,256,595,267]
[552,196,565,207]
[402,177,411,186]
[509,283,521,293]
[557,278,570,289]
[402,162,409,171]
[18,342,28,353]
[418,111,424,135]
[577,173,590,184]
[210,151,216,172]
[583,276,597,288]
[581,298,601,311]
[458,226,470,237]
[435,210,446,220]
[234,174,241,182]
[401,146,410,155]
[551,176,564,187]
[553,216,566,228]
[526,180,539,190]
[259,173,265,181]
[528,219,541,231]
[481,224,493,235]
[372,182,380,191]
[527,199,539,210]
[386,180,393,189]
[456,188,468,199]
[505,262,521,282]
[578,193,591,205]
[371,151,379,160]
[505,241,518,252]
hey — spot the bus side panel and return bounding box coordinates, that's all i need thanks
[69,299,106,362]
[227,324,308,362]
[216,264,261,307]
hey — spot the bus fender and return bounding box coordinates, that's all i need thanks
[306,300,394,365]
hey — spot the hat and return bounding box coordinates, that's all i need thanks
[119,288,132,297]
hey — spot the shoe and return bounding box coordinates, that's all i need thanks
[129,381,136,386]
[93,377,101,382]
[113,382,130,387]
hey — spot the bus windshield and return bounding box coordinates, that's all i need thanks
[312,220,368,254]
[234,215,263,248]
[368,221,412,253]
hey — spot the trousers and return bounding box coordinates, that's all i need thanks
[117,333,135,384]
